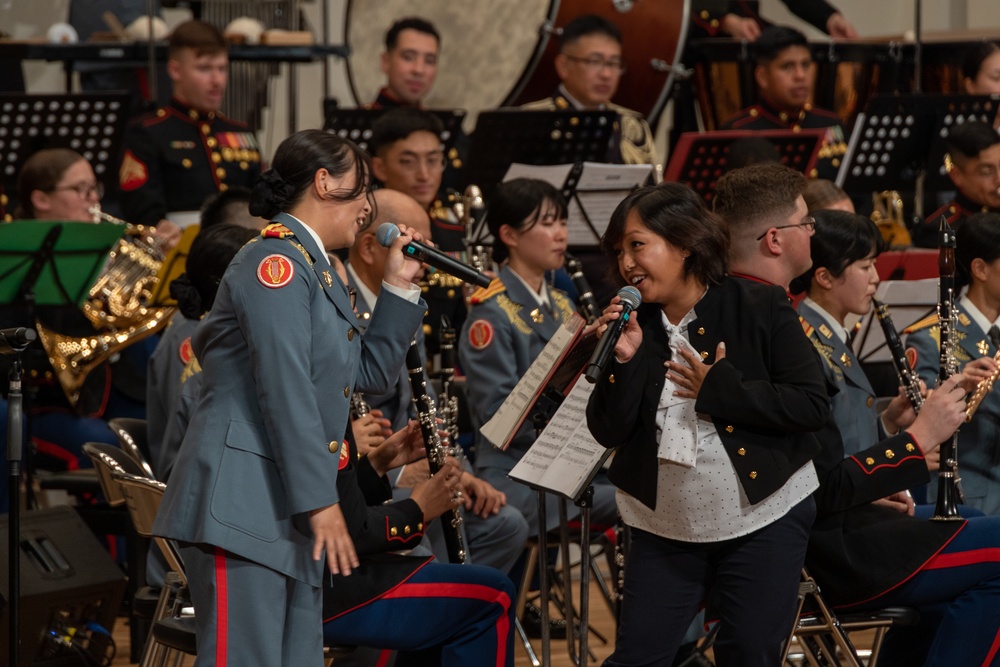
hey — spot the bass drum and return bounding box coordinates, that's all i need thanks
[344,0,688,128]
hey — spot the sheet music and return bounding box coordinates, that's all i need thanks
[480,314,586,450]
[502,163,574,185]
[854,279,938,362]
[508,379,610,501]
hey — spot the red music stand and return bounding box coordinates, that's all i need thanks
[664,129,826,203]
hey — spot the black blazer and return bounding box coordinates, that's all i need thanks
[587,276,829,509]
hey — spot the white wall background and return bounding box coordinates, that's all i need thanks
[4,0,1000,162]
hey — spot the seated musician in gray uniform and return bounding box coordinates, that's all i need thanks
[520,14,657,167]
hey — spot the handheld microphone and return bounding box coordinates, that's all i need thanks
[0,327,37,355]
[583,286,641,384]
[565,253,600,323]
[376,222,492,289]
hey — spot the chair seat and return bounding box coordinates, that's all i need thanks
[840,606,920,627]
[132,585,162,618]
[152,615,197,655]
[37,468,101,495]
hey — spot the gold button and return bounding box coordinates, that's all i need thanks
[447,289,455,298]
[181,158,192,168]
[216,167,226,179]
[240,161,249,170]
[343,386,350,398]
[201,124,211,134]
[206,137,217,147]
[697,327,705,335]
[423,323,432,334]
[737,448,746,456]
[710,19,719,28]
[609,374,615,384]
[700,351,709,360]
[885,450,895,459]
[328,441,339,454]
[390,526,398,536]
[906,443,915,452]
[749,471,758,480]
[219,184,228,191]
[725,425,734,433]
[866,457,875,465]
[347,329,355,341]
[700,10,709,18]
[222,147,234,161]
[404,525,411,535]
[212,152,221,163]
[866,397,874,408]
[417,522,423,531]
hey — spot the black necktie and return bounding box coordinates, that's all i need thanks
[989,324,1000,350]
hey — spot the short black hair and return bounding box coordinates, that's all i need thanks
[368,108,444,156]
[793,209,883,294]
[946,120,1000,162]
[601,183,728,288]
[753,25,810,65]
[200,186,252,229]
[171,224,258,319]
[962,41,1000,81]
[385,17,440,51]
[488,178,567,264]
[956,212,1000,288]
[559,15,621,50]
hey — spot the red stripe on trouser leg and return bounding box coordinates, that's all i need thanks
[923,548,1000,570]
[214,548,229,667]
[380,582,511,667]
[375,649,392,667]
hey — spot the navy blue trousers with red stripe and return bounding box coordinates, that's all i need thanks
[323,562,515,667]
[858,516,1000,667]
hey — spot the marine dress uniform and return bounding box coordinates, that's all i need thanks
[153,213,426,666]
[911,191,1000,248]
[119,98,262,226]
[520,88,658,166]
[905,296,1000,515]
[459,266,618,534]
[721,99,847,180]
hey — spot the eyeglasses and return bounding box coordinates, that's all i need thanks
[755,216,818,241]
[395,153,446,173]
[51,182,104,199]
[563,55,627,74]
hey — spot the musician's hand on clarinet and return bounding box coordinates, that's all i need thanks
[309,503,358,576]
[367,420,425,477]
[881,380,927,433]
[960,355,998,393]
[410,457,463,522]
[597,296,642,363]
[872,491,915,516]
[458,471,506,518]
[668,342,726,400]
[351,409,390,458]
[907,374,967,453]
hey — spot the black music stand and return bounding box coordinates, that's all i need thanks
[466,110,620,201]
[838,94,1000,195]
[0,93,131,214]
[664,129,827,203]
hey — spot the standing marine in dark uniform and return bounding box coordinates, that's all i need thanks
[912,120,1000,248]
[721,25,847,181]
[118,20,261,239]
[365,17,439,111]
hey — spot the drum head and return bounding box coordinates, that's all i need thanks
[345,0,553,127]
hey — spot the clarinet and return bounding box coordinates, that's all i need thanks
[932,219,965,521]
[872,298,924,413]
[565,252,600,323]
[435,316,460,450]
[350,391,371,420]
[406,341,467,563]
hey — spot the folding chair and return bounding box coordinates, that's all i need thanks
[109,417,157,480]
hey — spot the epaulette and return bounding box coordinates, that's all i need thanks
[469,278,505,304]
[262,223,294,239]
[799,316,814,338]
[903,314,939,335]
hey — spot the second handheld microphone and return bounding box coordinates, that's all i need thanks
[376,222,492,289]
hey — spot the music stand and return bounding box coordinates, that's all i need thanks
[466,110,619,201]
[322,103,467,189]
[837,94,1000,195]
[0,93,131,214]
[664,129,827,204]
[148,225,200,307]
[852,278,937,365]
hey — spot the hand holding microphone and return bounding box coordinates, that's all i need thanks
[584,286,642,383]
[376,222,492,289]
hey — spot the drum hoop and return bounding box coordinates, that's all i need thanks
[650,0,692,126]
[500,0,562,107]
[344,0,364,107]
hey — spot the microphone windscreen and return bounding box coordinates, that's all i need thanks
[617,286,642,310]
[375,222,400,248]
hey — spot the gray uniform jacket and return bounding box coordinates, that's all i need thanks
[154,213,426,586]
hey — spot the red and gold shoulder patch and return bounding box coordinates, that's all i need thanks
[338,440,350,471]
[469,278,505,305]
[178,337,193,365]
[119,150,148,191]
[257,254,295,288]
[468,319,495,350]
[262,223,294,239]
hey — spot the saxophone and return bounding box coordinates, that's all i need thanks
[406,340,467,564]
[872,298,923,412]
[932,218,964,521]
[35,207,175,408]
[870,190,912,248]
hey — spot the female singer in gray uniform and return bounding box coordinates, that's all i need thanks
[153,130,429,666]
[459,178,618,534]
[586,184,828,666]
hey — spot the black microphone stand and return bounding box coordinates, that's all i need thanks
[3,328,36,667]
